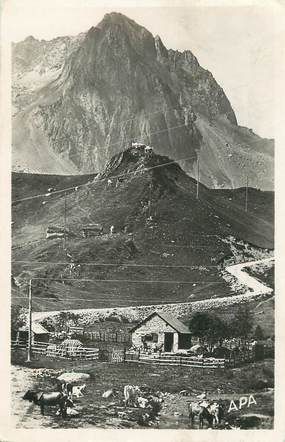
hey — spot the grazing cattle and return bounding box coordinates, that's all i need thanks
[60,382,86,398]
[56,407,79,417]
[146,395,163,416]
[72,385,86,398]
[208,401,224,426]
[137,396,149,408]
[123,385,141,407]
[23,390,74,417]
[102,388,118,399]
[188,400,224,428]
[188,401,213,428]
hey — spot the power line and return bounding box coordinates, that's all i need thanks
[64,191,67,251]
[12,127,273,206]
[11,112,274,206]
[11,260,220,268]
[12,296,201,304]
[27,277,225,284]
[245,176,249,212]
[12,152,197,204]
[196,155,200,200]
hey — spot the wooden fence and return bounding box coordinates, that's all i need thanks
[124,350,254,369]
[68,328,131,343]
[11,340,99,360]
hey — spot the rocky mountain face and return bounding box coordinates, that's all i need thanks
[12,12,274,189]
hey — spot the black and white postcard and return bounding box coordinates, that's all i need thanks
[1,0,284,441]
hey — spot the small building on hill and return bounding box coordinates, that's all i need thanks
[130,311,192,352]
[81,223,103,238]
[17,323,50,343]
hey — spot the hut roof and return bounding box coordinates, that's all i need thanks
[81,224,102,230]
[19,322,49,335]
[130,311,191,334]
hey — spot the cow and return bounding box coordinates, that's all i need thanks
[123,385,141,407]
[60,382,86,398]
[188,400,224,428]
[102,388,119,399]
[208,401,225,427]
[137,396,149,408]
[72,384,86,398]
[188,401,214,428]
[23,390,74,417]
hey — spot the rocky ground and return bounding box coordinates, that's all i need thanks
[11,358,274,430]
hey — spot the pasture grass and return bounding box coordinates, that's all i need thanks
[11,354,274,429]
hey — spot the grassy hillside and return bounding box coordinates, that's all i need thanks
[12,148,274,311]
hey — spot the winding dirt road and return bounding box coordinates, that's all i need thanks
[225,257,274,296]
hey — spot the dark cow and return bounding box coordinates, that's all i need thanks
[188,401,214,428]
[23,390,74,417]
[208,401,225,427]
[188,400,224,428]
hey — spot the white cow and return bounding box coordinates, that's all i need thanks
[137,396,149,408]
[123,385,141,407]
[72,384,86,398]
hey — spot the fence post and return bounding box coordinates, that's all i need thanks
[138,349,140,361]
[123,347,126,362]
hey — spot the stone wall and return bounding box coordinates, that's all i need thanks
[36,293,272,328]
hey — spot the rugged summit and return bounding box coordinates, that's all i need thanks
[12,12,274,189]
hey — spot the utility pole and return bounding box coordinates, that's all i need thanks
[149,182,152,218]
[26,279,32,362]
[64,191,67,251]
[196,157,200,200]
[245,176,248,212]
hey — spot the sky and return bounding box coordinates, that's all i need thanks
[3,0,285,139]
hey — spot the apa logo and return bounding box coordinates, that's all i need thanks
[228,395,257,412]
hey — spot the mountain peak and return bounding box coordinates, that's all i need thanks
[100,12,140,27]
[12,12,273,190]
[96,11,153,39]
[24,35,37,43]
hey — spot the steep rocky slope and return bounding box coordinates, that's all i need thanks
[12,147,274,311]
[12,12,274,188]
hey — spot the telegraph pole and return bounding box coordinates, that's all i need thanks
[64,191,67,250]
[245,176,248,212]
[196,157,200,200]
[26,279,32,362]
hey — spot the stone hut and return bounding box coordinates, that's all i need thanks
[130,311,192,353]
